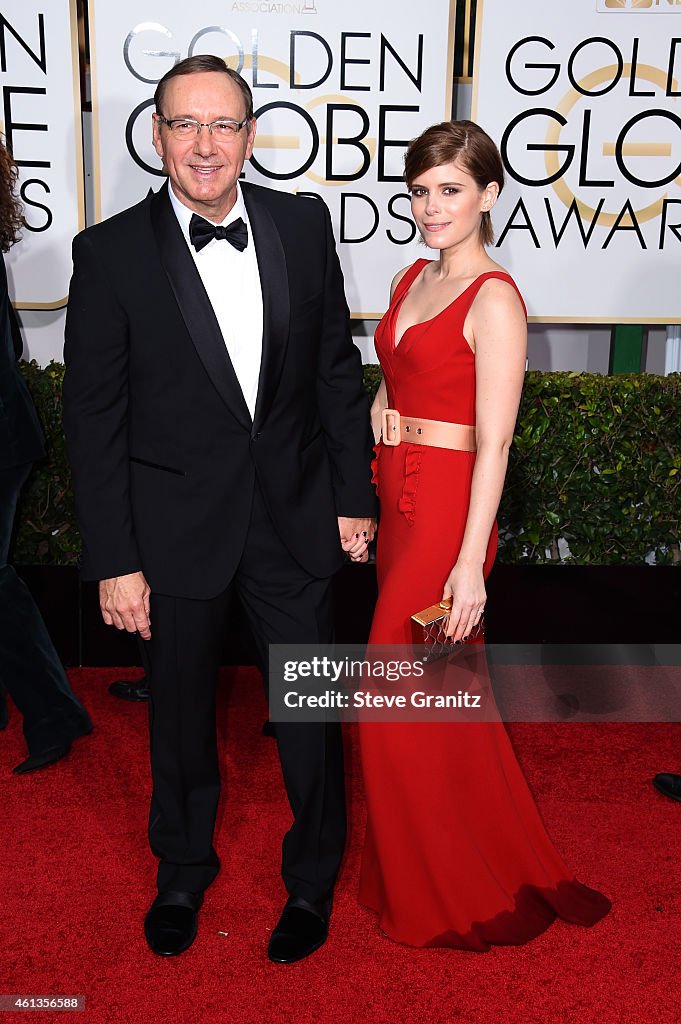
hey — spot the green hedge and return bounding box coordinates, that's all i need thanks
[13,361,79,565]
[13,361,681,566]
[500,371,680,564]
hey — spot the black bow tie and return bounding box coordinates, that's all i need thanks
[189,214,248,253]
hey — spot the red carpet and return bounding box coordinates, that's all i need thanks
[2,667,681,1024]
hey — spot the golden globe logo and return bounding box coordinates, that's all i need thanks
[496,34,681,251]
[600,0,681,10]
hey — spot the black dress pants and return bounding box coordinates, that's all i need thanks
[0,463,91,754]
[140,483,345,908]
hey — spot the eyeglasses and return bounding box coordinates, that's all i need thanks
[156,115,250,140]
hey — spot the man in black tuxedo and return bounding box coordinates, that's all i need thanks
[63,56,376,962]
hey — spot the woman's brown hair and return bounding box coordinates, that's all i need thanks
[0,140,23,252]
[404,120,504,247]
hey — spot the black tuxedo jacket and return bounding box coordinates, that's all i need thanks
[0,255,45,470]
[63,181,376,597]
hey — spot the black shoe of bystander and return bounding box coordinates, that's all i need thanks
[109,678,151,702]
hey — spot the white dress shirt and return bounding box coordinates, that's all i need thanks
[168,183,264,420]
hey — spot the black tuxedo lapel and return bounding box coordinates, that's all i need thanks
[243,183,290,435]
[149,183,252,430]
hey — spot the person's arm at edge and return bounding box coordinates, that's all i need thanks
[62,231,151,638]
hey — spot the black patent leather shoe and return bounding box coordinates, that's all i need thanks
[13,741,71,775]
[12,716,91,775]
[109,678,151,701]
[268,904,329,964]
[144,891,203,957]
[653,773,681,802]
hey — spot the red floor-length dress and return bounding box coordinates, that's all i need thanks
[359,259,611,949]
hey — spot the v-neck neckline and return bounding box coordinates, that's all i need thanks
[392,263,497,352]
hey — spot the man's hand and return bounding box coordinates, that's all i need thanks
[337,517,377,563]
[99,571,152,640]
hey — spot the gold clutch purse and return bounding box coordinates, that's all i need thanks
[411,597,485,662]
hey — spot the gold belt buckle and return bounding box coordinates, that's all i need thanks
[381,408,401,446]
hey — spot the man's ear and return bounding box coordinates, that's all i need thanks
[245,118,257,161]
[152,114,165,161]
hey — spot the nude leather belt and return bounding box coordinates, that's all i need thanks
[381,408,477,452]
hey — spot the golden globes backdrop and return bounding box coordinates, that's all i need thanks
[2,2,84,308]
[89,0,457,317]
[473,0,681,323]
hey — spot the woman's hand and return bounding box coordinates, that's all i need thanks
[338,517,376,562]
[442,562,486,642]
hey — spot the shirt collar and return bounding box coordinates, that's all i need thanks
[167,182,249,245]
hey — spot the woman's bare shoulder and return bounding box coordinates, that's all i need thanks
[474,260,525,315]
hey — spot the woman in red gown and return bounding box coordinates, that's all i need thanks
[359,121,610,949]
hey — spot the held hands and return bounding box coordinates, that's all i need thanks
[338,517,377,563]
[442,562,486,643]
[99,571,152,640]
